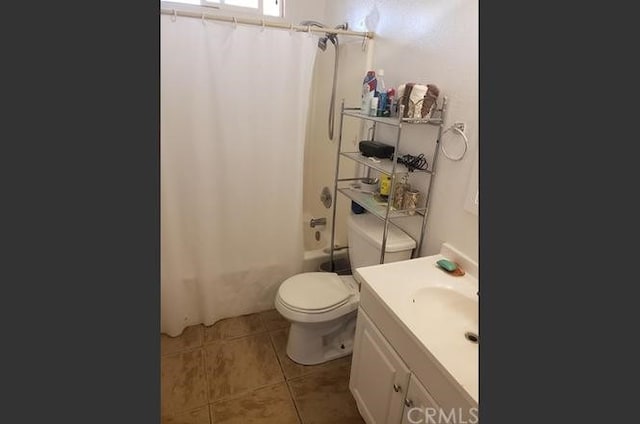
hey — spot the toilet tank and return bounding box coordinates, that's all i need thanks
[347,213,416,272]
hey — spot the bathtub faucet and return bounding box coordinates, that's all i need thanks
[309,217,327,228]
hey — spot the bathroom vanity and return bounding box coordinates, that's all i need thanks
[349,243,478,424]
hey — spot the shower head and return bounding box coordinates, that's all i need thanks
[299,20,348,51]
[318,34,338,51]
[299,20,331,51]
[318,37,328,51]
[298,21,347,141]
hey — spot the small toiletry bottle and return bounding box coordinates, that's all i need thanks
[370,96,379,117]
[376,69,387,117]
[384,88,396,117]
[379,174,392,197]
[361,71,377,114]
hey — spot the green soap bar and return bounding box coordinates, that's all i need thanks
[437,259,457,272]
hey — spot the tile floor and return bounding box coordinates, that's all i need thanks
[161,310,365,424]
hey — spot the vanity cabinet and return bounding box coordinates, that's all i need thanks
[349,306,410,424]
[350,307,477,424]
[350,247,479,424]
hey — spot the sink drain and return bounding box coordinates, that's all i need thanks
[465,332,479,344]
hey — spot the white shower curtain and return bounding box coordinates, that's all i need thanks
[161,15,317,336]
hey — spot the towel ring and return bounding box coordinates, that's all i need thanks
[441,125,469,161]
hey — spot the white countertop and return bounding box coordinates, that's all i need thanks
[354,244,479,403]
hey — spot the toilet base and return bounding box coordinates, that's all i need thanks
[285,310,358,365]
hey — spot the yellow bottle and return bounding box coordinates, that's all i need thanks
[379,174,392,197]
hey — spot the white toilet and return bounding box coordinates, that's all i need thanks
[275,212,416,365]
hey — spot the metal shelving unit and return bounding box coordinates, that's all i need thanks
[329,97,448,268]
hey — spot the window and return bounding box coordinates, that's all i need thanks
[161,0,283,17]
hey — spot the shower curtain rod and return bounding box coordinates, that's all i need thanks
[160,8,375,39]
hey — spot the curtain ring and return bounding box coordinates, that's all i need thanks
[232,17,238,29]
[261,19,265,32]
[307,25,312,37]
[171,9,177,22]
[201,13,206,26]
[361,33,368,52]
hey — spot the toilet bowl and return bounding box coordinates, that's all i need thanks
[275,212,416,365]
[275,272,360,365]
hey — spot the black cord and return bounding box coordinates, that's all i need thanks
[397,154,428,172]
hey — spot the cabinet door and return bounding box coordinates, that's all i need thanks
[400,375,440,424]
[401,375,479,424]
[349,308,411,424]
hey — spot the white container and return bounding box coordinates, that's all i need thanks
[360,71,377,114]
[359,178,379,193]
[347,213,415,271]
[369,97,379,117]
[361,91,373,115]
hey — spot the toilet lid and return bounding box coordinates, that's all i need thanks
[278,272,352,312]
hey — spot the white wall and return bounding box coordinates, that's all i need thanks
[284,0,327,23]
[322,0,479,262]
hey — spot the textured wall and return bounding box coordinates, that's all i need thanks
[321,0,479,261]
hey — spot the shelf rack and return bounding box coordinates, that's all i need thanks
[329,97,448,268]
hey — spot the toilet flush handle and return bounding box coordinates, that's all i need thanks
[310,217,327,228]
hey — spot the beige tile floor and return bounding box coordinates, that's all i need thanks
[161,310,365,424]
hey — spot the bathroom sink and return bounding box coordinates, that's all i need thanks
[409,287,478,347]
[354,243,479,403]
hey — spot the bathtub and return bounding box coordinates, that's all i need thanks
[303,247,350,273]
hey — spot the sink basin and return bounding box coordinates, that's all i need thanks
[409,287,478,348]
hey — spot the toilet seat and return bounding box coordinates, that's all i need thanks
[276,272,359,324]
[278,272,353,313]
